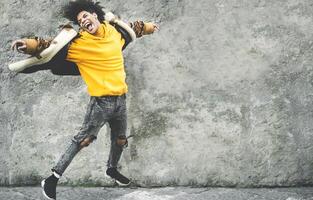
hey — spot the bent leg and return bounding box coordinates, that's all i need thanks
[107,119,127,168]
[52,135,98,175]
[52,97,106,175]
[52,139,80,175]
[107,97,127,168]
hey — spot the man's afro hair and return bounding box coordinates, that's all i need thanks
[62,0,105,24]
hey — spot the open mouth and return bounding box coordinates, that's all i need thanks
[83,22,93,32]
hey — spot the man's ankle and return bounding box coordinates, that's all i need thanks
[52,171,61,179]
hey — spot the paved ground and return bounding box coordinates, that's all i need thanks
[1,187,313,200]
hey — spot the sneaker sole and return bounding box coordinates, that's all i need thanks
[115,179,131,186]
[41,180,55,200]
[105,174,131,186]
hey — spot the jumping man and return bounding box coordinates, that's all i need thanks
[11,0,158,199]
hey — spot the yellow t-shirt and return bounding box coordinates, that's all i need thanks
[66,22,127,96]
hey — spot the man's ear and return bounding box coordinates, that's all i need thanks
[92,12,98,19]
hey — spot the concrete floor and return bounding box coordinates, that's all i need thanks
[1,186,313,200]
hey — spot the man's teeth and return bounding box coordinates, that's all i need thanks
[85,23,92,30]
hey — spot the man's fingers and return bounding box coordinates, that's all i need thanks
[153,24,159,31]
[11,39,28,54]
[11,40,26,51]
[17,45,26,49]
[17,45,27,53]
[11,41,18,51]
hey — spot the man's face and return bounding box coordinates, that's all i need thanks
[77,11,100,34]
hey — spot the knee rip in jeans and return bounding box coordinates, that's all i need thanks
[79,135,96,149]
[116,135,128,147]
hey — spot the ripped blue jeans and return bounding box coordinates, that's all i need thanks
[52,94,127,175]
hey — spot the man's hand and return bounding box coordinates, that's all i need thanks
[11,38,51,56]
[130,21,159,38]
[143,22,159,35]
[11,39,27,54]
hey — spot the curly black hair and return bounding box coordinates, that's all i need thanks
[62,0,105,24]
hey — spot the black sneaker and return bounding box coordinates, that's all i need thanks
[106,167,131,186]
[41,174,59,200]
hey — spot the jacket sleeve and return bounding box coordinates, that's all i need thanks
[20,42,80,76]
[112,21,156,50]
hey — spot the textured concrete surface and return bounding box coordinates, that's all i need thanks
[1,187,313,200]
[1,0,313,187]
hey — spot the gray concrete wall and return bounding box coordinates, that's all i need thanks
[1,0,313,187]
